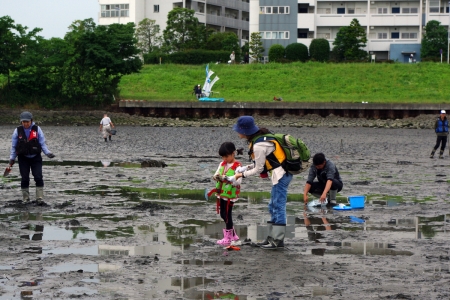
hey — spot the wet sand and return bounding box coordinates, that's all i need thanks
[0,125,449,299]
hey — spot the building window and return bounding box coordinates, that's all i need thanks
[101,4,129,18]
[392,7,400,13]
[337,8,345,14]
[410,8,418,13]
[154,5,159,13]
[402,8,410,13]
[261,31,290,39]
[402,32,418,39]
[348,8,355,14]
[378,8,388,14]
[391,32,399,39]
[378,33,387,39]
[260,6,290,14]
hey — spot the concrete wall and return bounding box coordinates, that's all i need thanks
[390,43,421,63]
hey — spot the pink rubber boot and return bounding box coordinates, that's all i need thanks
[217,229,233,245]
[230,227,239,242]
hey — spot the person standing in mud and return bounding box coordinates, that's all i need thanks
[8,111,55,202]
[430,110,448,159]
[303,153,343,206]
[99,113,115,142]
[210,142,243,246]
[232,116,293,250]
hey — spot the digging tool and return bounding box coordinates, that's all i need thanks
[3,166,11,177]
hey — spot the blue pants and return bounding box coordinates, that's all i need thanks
[18,154,43,189]
[268,172,293,225]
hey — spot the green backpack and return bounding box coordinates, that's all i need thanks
[252,133,310,174]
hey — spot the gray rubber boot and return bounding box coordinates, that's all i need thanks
[328,190,337,205]
[261,224,285,250]
[430,149,435,158]
[36,187,44,201]
[256,222,273,247]
[21,188,30,202]
[439,150,444,159]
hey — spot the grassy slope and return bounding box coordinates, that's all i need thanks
[118,62,450,103]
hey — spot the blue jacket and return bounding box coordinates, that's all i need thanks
[435,117,449,136]
[10,122,51,160]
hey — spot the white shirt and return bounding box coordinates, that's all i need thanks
[242,141,286,185]
[100,117,111,126]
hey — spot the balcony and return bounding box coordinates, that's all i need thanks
[316,14,368,26]
[370,14,420,26]
[297,14,315,29]
[206,0,249,11]
[206,14,248,29]
[429,13,450,25]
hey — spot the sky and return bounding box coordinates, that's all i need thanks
[2,0,99,39]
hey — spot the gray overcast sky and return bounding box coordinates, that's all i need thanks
[2,0,99,39]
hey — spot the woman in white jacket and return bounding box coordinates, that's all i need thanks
[232,116,293,250]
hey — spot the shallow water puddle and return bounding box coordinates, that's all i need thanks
[59,286,97,296]
[45,263,100,273]
[18,225,134,241]
[310,241,413,256]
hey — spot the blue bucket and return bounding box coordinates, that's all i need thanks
[348,195,366,209]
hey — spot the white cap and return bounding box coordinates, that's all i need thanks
[441,110,446,114]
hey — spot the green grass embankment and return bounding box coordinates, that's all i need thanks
[118,62,450,103]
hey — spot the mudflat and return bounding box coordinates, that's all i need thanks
[0,125,449,299]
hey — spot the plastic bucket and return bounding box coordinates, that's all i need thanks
[347,195,366,208]
[110,129,117,135]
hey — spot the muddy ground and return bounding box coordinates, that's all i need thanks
[0,124,449,300]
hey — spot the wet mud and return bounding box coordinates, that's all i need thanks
[0,125,449,299]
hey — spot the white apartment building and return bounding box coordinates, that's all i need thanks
[250,0,450,62]
[97,0,250,45]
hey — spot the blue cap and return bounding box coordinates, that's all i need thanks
[233,116,259,136]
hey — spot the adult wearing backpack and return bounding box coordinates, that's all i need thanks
[303,153,343,206]
[232,116,293,250]
[8,111,55,202]
[430,110,448,159]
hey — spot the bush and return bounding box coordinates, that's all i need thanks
[309,39,331,62]
[268,44,285,62]
[144,50,231,65]
[285,43,309,62]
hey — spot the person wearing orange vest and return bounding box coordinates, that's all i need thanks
[211,142,243,246]
[232,116,293,250]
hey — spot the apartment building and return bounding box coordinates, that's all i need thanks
[97,0,250,45]
[250,0,450,62]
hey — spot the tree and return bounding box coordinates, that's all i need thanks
[0,16,42,89]
[249,32,264,63]
[332,18,367,61]
[163,8,203,52]
[135,18,162,54]
[309,38,330,62]
[268,44,285,62]
[61,19,142,103]
[285,43,309,62]
[421,20,448,59]
[205,32,239,53]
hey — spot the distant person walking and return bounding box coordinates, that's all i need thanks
[430,110,448,159]
[8,111,55,202]
[230,51,235,64]
[99,113,115,142]
[244,52,249,64]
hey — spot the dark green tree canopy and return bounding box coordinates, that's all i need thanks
[421,20,448,59]
[332,18,367,61]
[309,38,330,62]
[268,44,285,62]
[285,43,308,62]
[163,8,204,52]
[0,16,42,88]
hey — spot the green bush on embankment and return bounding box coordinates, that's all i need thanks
[118,62,450,103]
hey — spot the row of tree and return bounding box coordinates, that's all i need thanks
[267,18,450,63]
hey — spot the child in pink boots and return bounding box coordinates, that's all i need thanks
[211,142,243,246]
